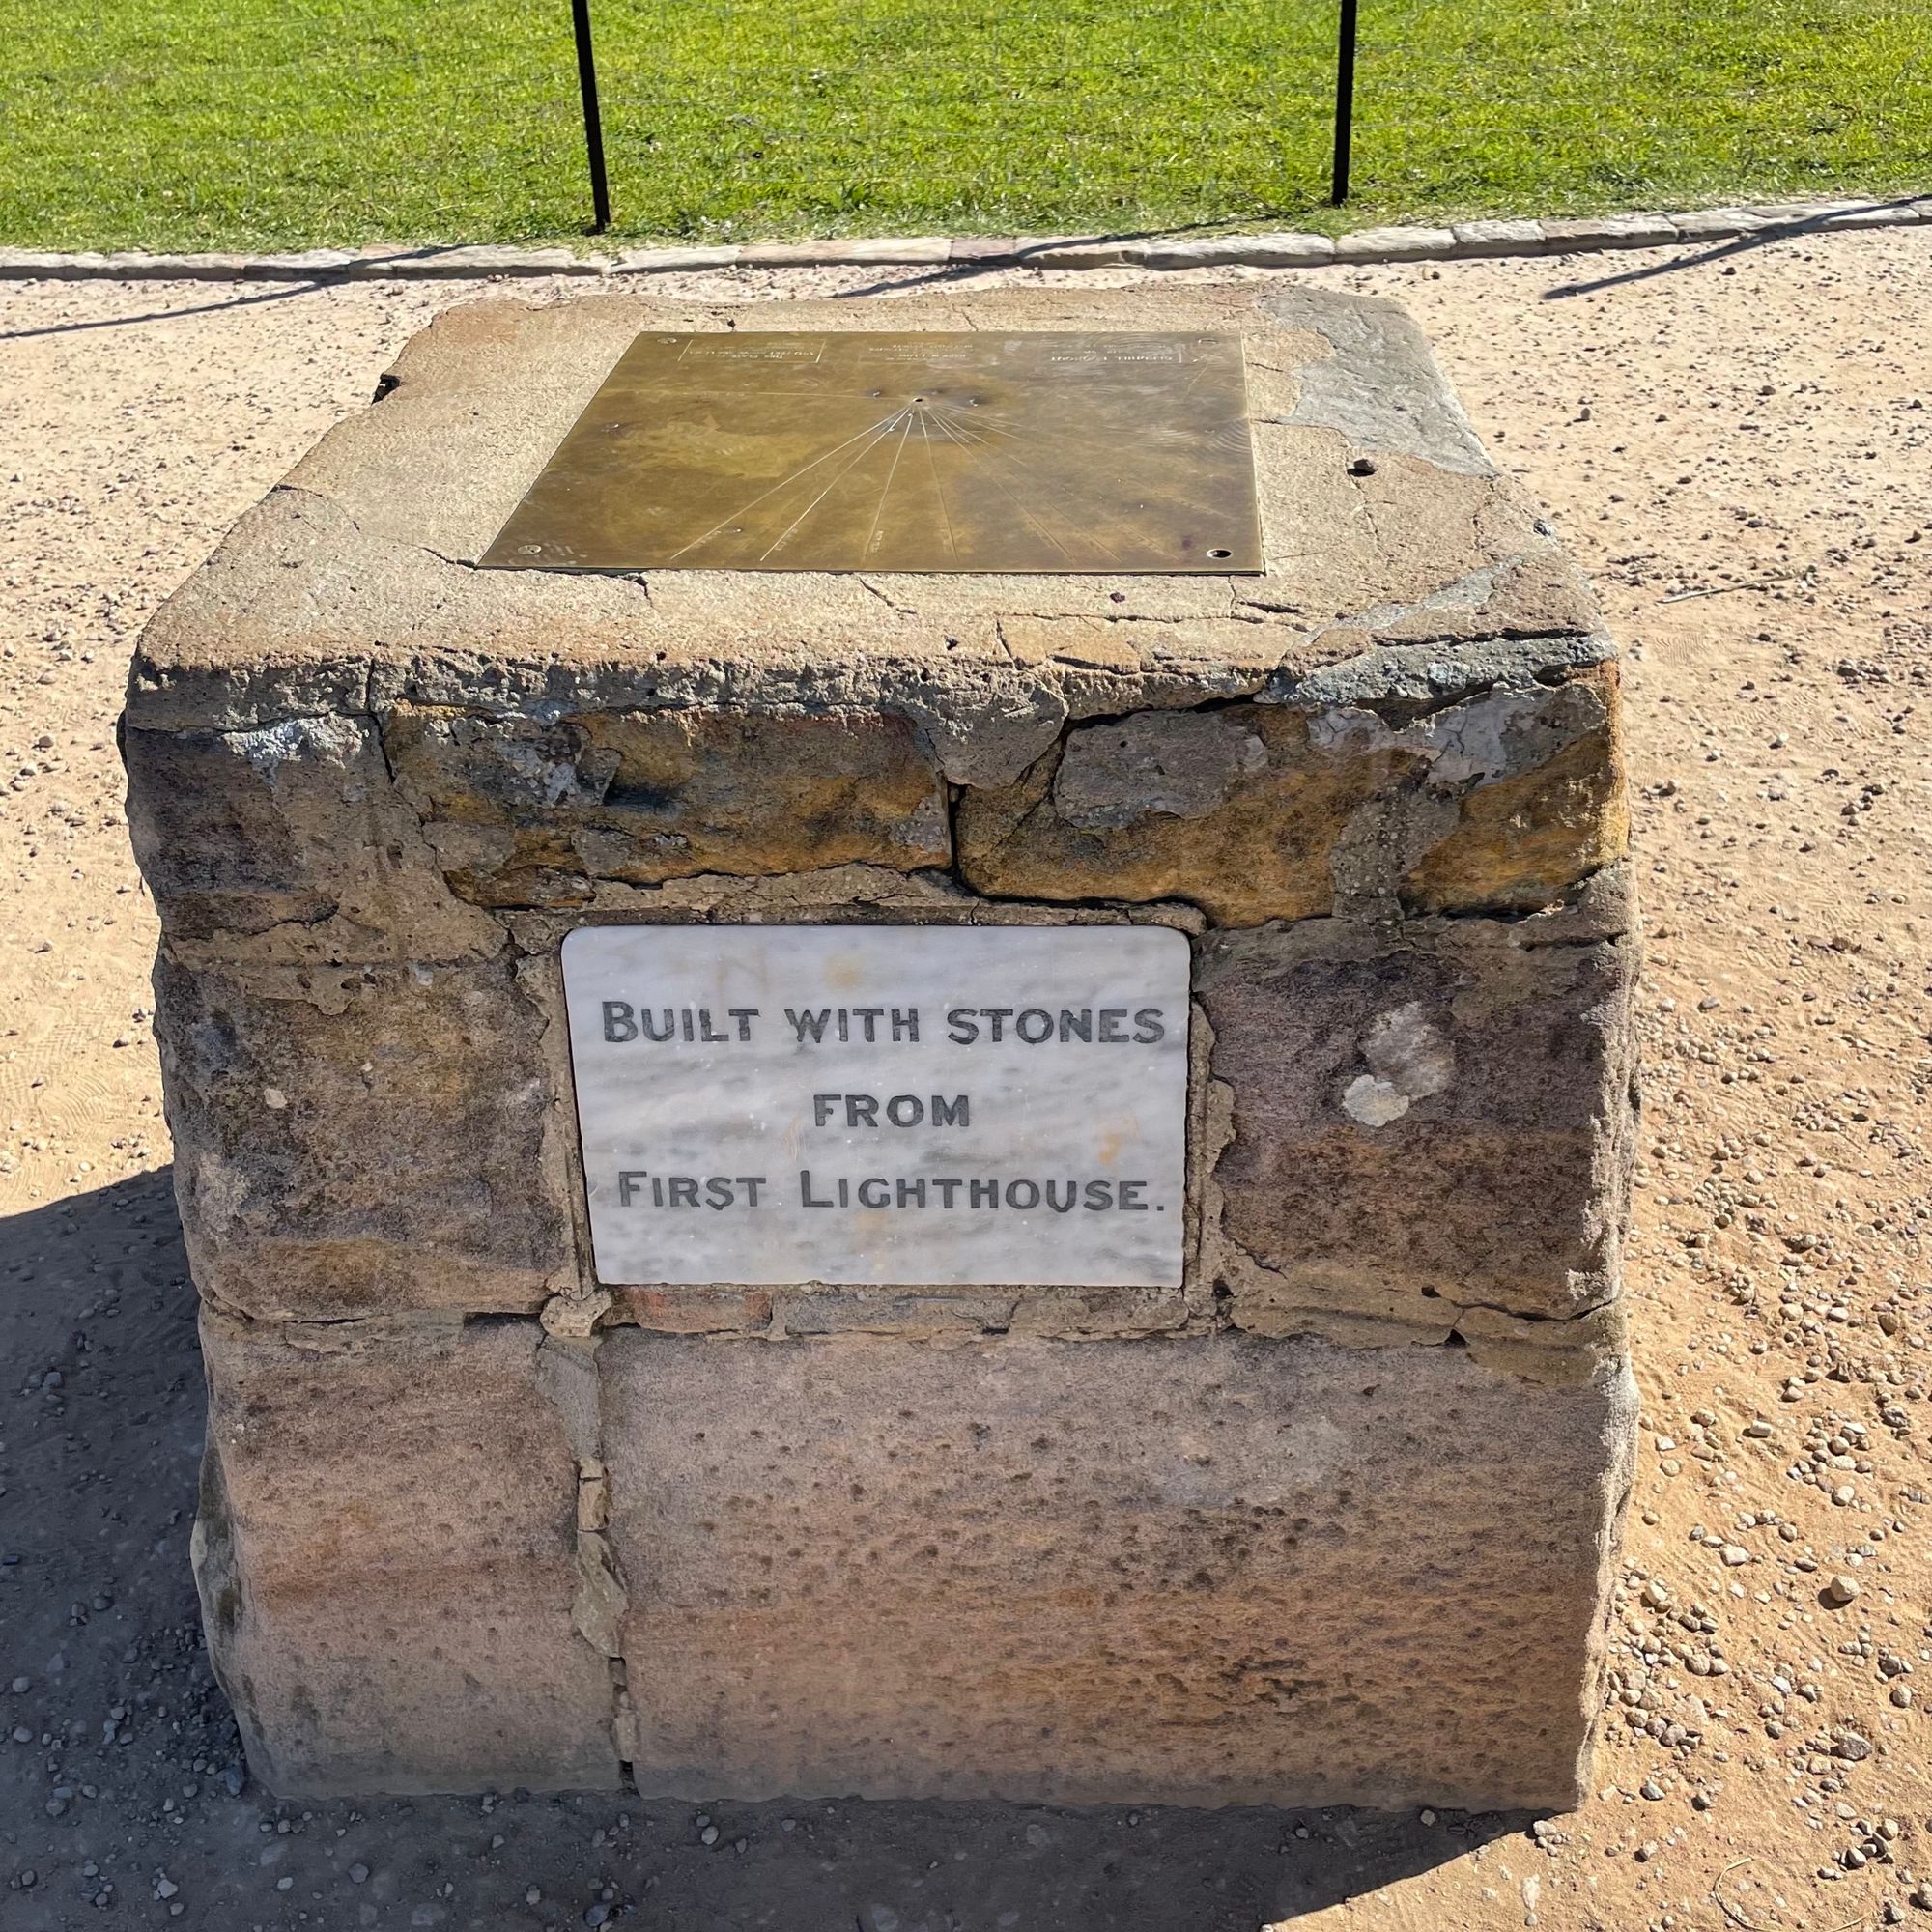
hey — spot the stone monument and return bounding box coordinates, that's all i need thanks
[127,284,1637,1809]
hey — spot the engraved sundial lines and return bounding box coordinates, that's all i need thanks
[481,331,1264,574]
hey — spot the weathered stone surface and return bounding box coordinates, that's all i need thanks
[124,715,502,964]
[1197,898,1636,1330]
[1668,208,1763,242]
[611,245,741,272]
[1816,202,1918,230]
[769,1282,1185,1338]
[127,283,1600,746]
[1398,664,1628,914]
[957,704,1412,923]
[104,252,249,281]
[155,954,575,1319]
[1450,218,1548,257]
[1226,232,1337,267]
[1139,233,1336,269]
[609,1286,776,1332]
[136,282,1634,1807]
[382,703,951,906]
[194,1311,619,1794]
[957,670,1624,924]
[737,237,951,265]
[1023,239,1150,268]
[343,245,603,278]
[238,249,360,279]
[601,1331,1633,1809]
[1331,226,1456,262]
[1540,212,1678,251]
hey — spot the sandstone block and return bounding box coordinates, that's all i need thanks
[1197,896,1636,1331]
[123,713,502,963]
[945,238,1029,263]
[611,246,742,272]
[381,702,951,906]
[1540,213,1678,251]
[1023,239,1150,267]
[1331,226,1456,262]
[600,1331,1633,1809]
[156,954,574,1320]
[1227,232,1338,267]
[1668,208,1763,242]
[1450,218,1548,257]
[194,1311,619,1794]
[1139,233,1336,269]
[957,668,1625,925]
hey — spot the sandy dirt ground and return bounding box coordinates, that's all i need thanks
[2,224,1930,1930]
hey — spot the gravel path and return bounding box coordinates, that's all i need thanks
[3,225,1931,1928]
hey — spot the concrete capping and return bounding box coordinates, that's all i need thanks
[2,195,1923,284]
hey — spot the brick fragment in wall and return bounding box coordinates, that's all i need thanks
[599,1330,1634,1810]
[1196,902,1637,1326]
[381,704,951,907]
[122,716,501,966]
[154,953,574,1320]
[955,670,1624,925]
[193,1311,620,1796]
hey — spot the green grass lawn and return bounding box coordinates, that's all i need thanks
[1,0,1927,249]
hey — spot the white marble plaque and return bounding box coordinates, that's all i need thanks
[560,923,1190,1288]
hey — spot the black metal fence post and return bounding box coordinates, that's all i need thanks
[1331,0,1358,205]
[572,0,612,233]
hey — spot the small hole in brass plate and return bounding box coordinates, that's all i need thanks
[1208,547,1233,558]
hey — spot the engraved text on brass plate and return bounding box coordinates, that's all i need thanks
[480,330,1262,574]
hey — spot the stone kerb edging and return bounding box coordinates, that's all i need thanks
[1,196,1924,283]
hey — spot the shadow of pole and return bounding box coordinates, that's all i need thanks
[1542,195,1929,300]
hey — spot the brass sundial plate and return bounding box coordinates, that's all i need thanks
[480,330,1262,574]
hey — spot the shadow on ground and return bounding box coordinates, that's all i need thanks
[1,1173,1513,1929]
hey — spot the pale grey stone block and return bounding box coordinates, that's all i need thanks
[947,236,1028,262]
[103,252,248,280]
[1540,213,1679,251]
[0,249,109,278]
[1141,232,1337,269]
[738,237,951,265]
[1667,208,1765,242]
[1024,238,1150,267]
[612,245,741,272]
[1331,225,1457,262]
[1450,217,1549,257]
